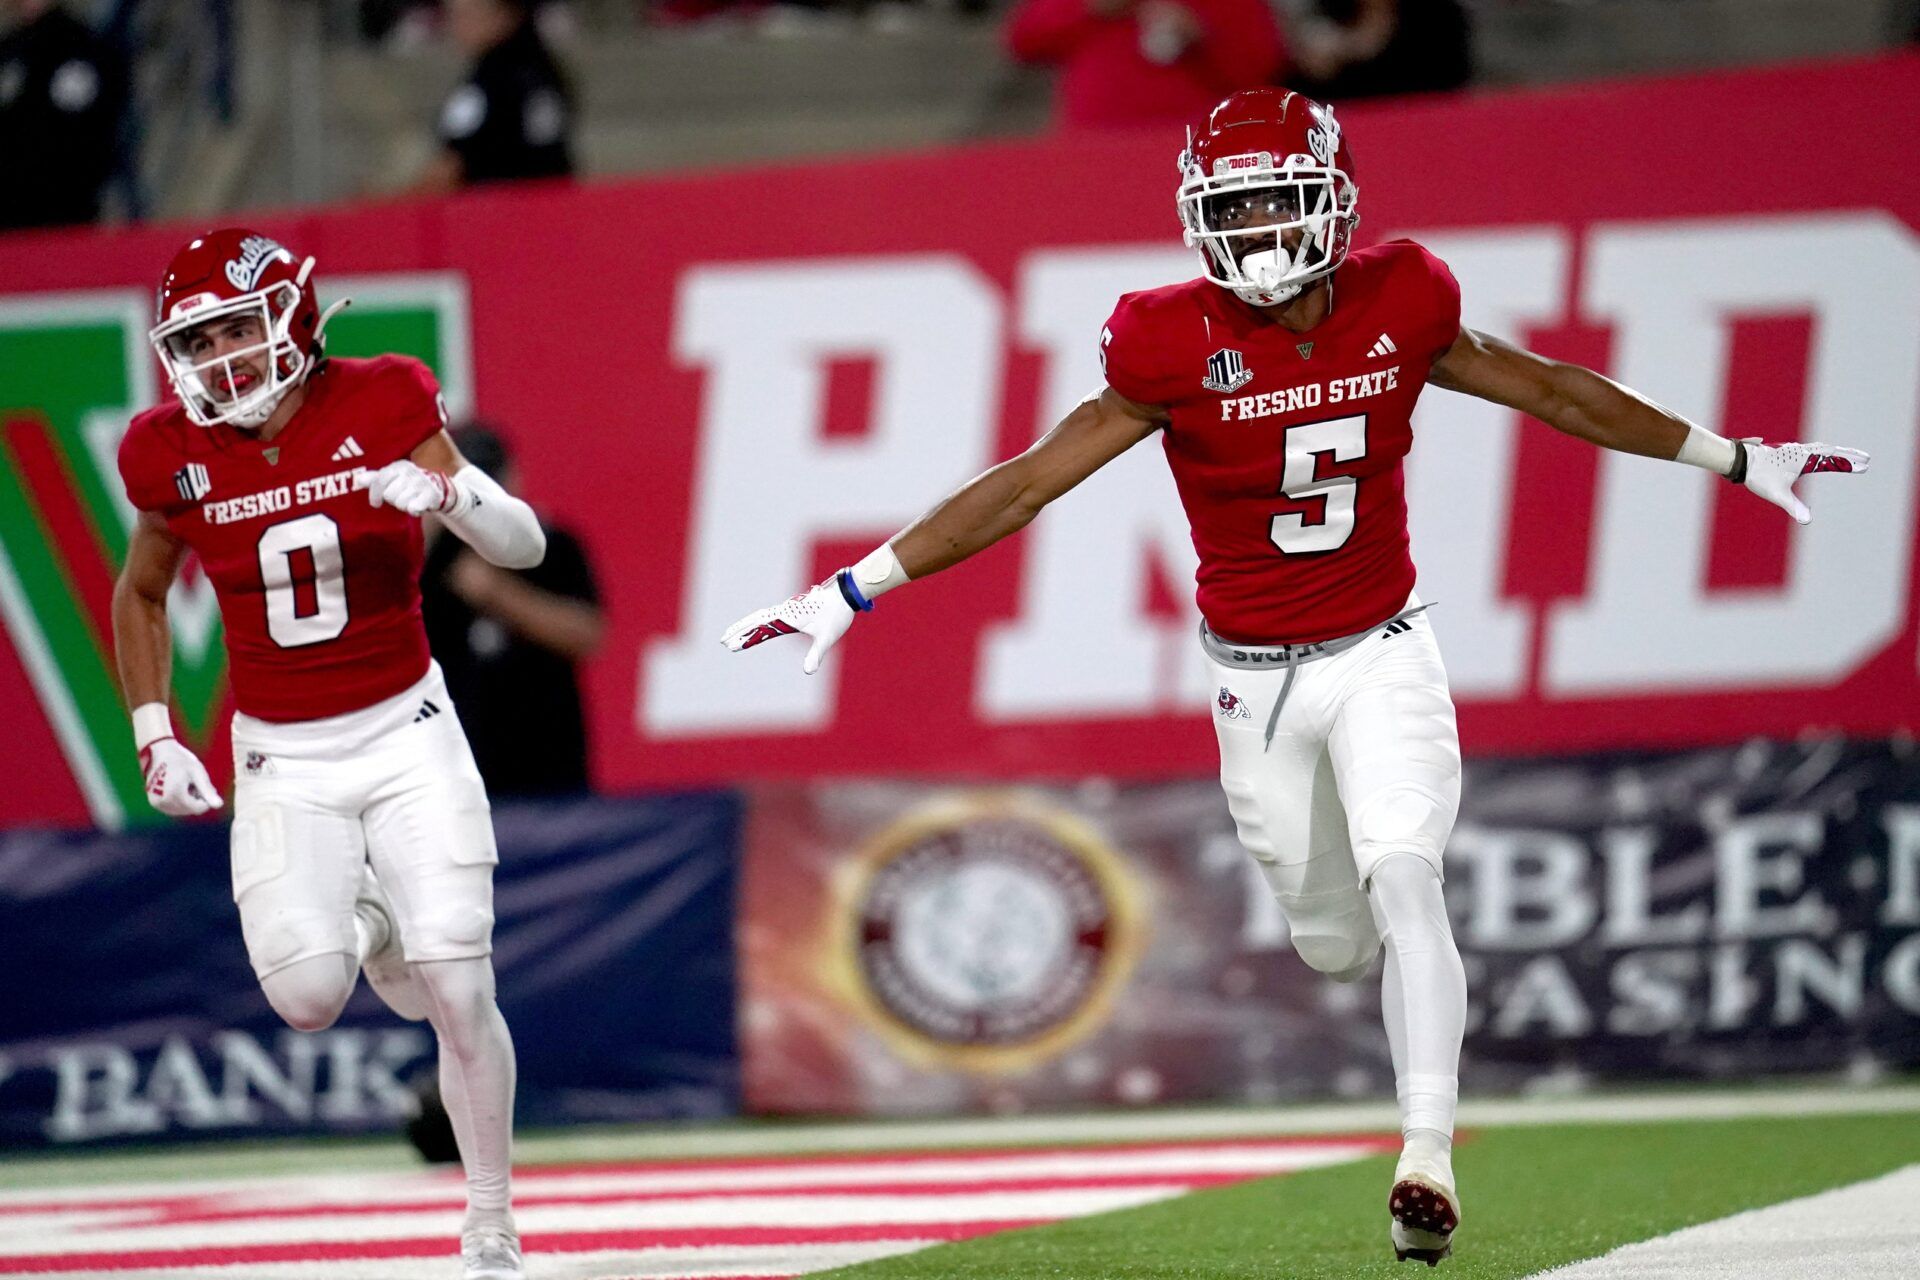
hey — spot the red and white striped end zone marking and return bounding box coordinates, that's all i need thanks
[0,1135,1394,1279]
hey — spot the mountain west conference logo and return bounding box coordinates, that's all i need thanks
[0,277,471,828]
[840,796,1143,1073]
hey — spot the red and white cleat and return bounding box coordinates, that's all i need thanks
[1389,1146,1459,1266]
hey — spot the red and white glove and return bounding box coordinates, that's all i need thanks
[363,461,457,517]
[133,702,221,817]
[140,738,223,817]
[721,572,870,675]
[1732,440,1869,525]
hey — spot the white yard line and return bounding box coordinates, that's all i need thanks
[1529,1163,1920,1280]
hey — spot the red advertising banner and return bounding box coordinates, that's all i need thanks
[3,55,1918,829]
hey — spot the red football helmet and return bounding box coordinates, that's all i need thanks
[148,229,337,428]
[1177,88,1359,307]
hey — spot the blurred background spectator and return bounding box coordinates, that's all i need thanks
[1286,0,1472,100]
[0,0,127,229]
[1003,0,1286,129]
[420,423,605,798]
[412,0,574,194]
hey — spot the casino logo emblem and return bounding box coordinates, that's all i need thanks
[841,796,1143,1073]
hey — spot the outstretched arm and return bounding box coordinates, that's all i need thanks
[723,388,1165,672]
[1430,326,1868,524]
[894,388,1165,577]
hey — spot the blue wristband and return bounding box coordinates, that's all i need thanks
[835,568,874,612]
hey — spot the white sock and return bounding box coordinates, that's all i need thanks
[1367,854,1466,1145]
[417,957,517,1231]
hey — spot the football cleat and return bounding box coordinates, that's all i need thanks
[355,865,429,1022]
[461,1223,525,1280]
[1389,1145,1459,1266]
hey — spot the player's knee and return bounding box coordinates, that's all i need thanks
[1278,891,1381,980]
[1290,927,1380,981]
[261,957,354,1032]
[1350,782,1454,867]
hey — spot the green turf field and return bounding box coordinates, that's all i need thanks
[813,1112,1920,1279]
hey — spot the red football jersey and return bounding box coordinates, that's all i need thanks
[118,356,448,722]
[1102,239,1461,644]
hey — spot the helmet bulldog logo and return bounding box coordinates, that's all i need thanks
[224,236,294,293]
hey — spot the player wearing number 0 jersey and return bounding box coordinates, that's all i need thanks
[110,229,543,1280]
[118,354,446,719]
[724,88,1871,1267]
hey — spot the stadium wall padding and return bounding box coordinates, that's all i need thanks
[0,793,740,1147]
[743,739,1920,1113]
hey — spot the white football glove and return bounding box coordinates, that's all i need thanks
[140,738,223,817]
[1734,440,1869,525]
[721,572,870,675]
[362,460,456,517]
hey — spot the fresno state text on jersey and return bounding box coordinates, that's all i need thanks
[1103,240,1461,644]
[117,356,450,722]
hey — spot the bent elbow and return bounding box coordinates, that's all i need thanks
[503,530,547,571]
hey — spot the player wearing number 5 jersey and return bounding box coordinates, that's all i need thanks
[724,89,1870,1266]
[110,229,542,1280]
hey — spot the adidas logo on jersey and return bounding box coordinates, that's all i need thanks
[413,699,441,723]
[330,436,365,462]
[1367,333,1398,359]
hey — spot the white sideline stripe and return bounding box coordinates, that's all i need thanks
[0,1240,924,1280]
[1529,1163,1920,1280]
[0,1186,1180,1254]
[0,1142,1376,1211]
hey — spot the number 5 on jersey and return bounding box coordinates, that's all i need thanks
[1271,413,1366,554]
[258,514,348,647]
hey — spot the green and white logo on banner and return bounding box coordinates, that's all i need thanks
[0,274,472,830]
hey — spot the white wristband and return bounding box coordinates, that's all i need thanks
[851,542,910,600]
[1676,423,1739,476]
[132,702,174,751]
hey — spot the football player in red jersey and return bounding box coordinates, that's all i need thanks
[110,230,545,1280]
[724,90,1869,1264]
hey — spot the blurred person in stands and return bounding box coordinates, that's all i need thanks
[1289,0,1472,101]
[1004,0,1285,129]
[0,0,127,230]
[113,230,542,1279]
[414,0,573,194]
[421,423,604,798]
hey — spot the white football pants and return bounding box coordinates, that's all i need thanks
[1207,601,1468,1142]
[228,661,498,982]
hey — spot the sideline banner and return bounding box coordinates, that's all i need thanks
[2,56,1918,828]
[741,740,1920,1114]
[0,794,740,1147]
